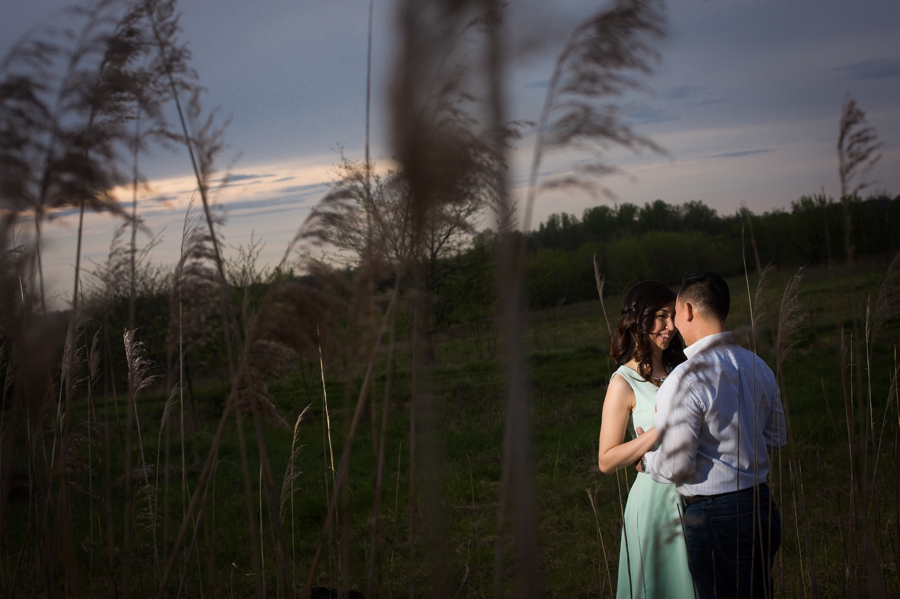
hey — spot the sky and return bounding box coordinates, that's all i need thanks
[2,0,899,308]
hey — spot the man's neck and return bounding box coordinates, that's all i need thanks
[685,320,727,347]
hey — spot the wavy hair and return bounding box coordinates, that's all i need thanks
[610,280,685,386]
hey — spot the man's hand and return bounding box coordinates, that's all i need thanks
[635,427,646,472]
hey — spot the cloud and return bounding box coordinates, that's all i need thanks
[709,149,774,159]
[837,59,900,81]
[278,183,323,194]
[691,97,728,107]
[662,85,705,100]
[224,186,327,214]
[214,173,276,186]
[627,105,678,125]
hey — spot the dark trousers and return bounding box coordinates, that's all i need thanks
[684,484,781,599]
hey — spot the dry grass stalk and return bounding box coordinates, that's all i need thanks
[366,281,402,598]
[301,288,400,597]
[868,363,899,516]
[281,404,311,591]
[143,0,300,588]
[752,269,770,347]
[771,270,821,597]
[592,256,611,339]
[870,252,900,347]
[280,404,312,519]
[587,488,615,598]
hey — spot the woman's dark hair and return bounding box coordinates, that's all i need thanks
[610,280,686,386]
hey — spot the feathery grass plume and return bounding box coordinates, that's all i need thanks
[870,252,900,347]
[740,223,759,353]
[776,270,805,376]
[84,221,166,308]
[1,4,160,584]
[0,224,61,588]
[592,256,611,338]
[124,329,160,398]
[167,196,204,597]
[520,0,665,237]
[59,317,90,409]
[279,404,312,591]
[167,196,227,381]
[143,4,301,589]
[838,98,883,203]
[233,340,293,429]
[153,382,179,545]
[144,41,269,598]
[752,267,770,346]
[837,101,882,527]
[0,0,137,314]
[124,327,162,575]
[772,269,823,597]
[280,404,312,519]
[868,364,899,511]
[317,327,339,582]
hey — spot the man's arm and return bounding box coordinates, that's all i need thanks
[641,374,703,485]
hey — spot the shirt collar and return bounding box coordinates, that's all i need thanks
[683,331,734,359]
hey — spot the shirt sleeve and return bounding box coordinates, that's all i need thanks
[645,371,703,485]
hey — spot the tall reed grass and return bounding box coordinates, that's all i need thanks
[1,0,898,598]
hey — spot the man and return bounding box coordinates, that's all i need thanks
[637,271,786,599]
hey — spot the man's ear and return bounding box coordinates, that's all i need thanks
[682,301,694,323]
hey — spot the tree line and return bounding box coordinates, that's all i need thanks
[514,192,900,309]
[79,190,900,380]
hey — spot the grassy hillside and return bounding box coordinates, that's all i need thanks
[6,257,896,597]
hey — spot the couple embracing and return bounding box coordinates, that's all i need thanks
[598,272,786,599]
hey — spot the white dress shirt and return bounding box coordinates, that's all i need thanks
[643,332,787,497]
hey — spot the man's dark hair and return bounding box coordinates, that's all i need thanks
[679,271,730,322]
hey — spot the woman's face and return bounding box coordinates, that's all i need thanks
[647,301,676,352]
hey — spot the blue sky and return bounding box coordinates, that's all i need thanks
[3,0,898,307]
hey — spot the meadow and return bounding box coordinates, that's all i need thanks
[3,255,899,597]
[1,0,897,597]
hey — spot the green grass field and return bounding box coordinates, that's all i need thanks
[4,257,899,597]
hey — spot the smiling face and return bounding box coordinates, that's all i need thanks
[648,301,677,353]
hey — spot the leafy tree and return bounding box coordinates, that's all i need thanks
[582,205,617,241]
[789,195,831,266]
[680,200,720,234]
[638,199,680,232]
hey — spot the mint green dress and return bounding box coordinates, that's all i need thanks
[613,366,695,599]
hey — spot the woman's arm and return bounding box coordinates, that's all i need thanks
[598,374,660,473]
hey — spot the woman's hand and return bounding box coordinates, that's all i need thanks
[598,376,660,473]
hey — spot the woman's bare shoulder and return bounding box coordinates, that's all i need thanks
[605,370,636,411]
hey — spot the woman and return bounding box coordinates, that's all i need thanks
[598,280,694,599]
